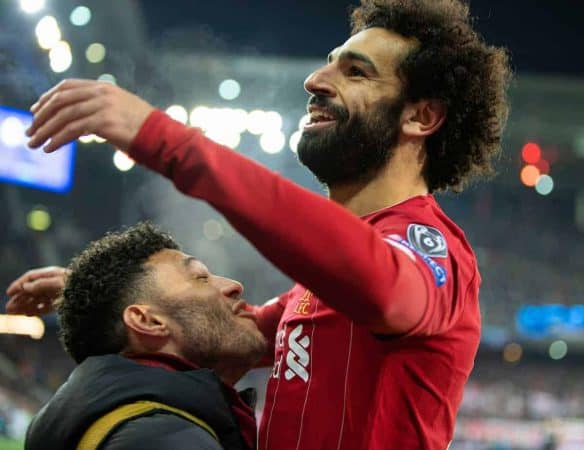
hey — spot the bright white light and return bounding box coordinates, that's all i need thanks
[93,135,106,144]
[289,130,302,153]
[49,41,73,73]
[0,117,27,148]
[20,0,45,14]
[79,135,94,144]
[227,108,248,134]
[70,6,91,26]
[86,43,106,63]
[0,315,45,339]
[97,73,117,85]
[113,150,135,171]
[35,16,61,50]
[535,175,554,196]
[298,114,310,131]
[260,130,286,154]
[265,111,283,131]
[165,105,188,124]
[218,79,241,101]
[189,106,210,129]
[247,110,267,135]
[206,129,241,148]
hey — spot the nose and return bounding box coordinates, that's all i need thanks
[304,64,337,98]
[215,276,244,299]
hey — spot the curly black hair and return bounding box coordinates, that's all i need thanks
[351,0,512,192]
[58,222,180,363]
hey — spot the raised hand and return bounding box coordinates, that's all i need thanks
[26,79,155,153]
[5,266,70,316]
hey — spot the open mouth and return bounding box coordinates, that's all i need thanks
[304,107,337,131]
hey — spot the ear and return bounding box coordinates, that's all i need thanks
[401,99,446,138]
[123,304,170,338]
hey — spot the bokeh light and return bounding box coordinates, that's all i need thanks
[218,79,241,101]
[535,174,554,196]
[260,130,286,154]
[97,73,117,85]
[85,43,106,63]
[206,129,241,148]
[49,40,73,73]
[298,114,310,131]
[522,142,542,164]
[113,150,135,172]
[165,105,188,124]
[20,0,45,14]
[247,110,268,135]
[502,342,523,364]
[203,220,223,241]
[27,207,51,231]
[549,340,568,360]
[535,159,550,175]
[520,165,540,187]
[289,130,302,153]
[35,16,61,50]
[70,6,92,26]
[0,117,27,148]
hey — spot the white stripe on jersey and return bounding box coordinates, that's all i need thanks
[336,322,354,450]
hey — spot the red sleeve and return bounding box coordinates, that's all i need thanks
[128,111,451,335]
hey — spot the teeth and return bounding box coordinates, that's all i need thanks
[310,110,335,122]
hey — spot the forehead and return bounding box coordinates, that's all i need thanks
[146,249,207,272]
[333,27,418,72]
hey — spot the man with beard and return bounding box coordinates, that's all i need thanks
[24,222,266,450]
[11,0,511,448]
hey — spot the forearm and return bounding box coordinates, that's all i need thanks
[128,111,427,330]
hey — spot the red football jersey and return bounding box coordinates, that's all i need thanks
[129,111,482,450]
[258,198,481,450]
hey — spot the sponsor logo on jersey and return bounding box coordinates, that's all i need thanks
[407,224,448,258]
[294,290,313,315]
[272,324,311,383]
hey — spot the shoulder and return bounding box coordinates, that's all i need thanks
[101,412,223,450]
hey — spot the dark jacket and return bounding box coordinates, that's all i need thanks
[25,354,255,450]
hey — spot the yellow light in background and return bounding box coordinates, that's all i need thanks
[502,342,523,364]
[27,207,51,231]
[35,15,61,50]
[86,42,106,63]
[0,315,45,339]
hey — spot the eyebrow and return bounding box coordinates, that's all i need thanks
[328,50,380,75]
[183,256,199,269]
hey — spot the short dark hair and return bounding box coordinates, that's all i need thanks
[58,222,180,363]
[351,0,512,192]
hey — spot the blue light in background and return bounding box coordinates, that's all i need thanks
[0,105,75,193]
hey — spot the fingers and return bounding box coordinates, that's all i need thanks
[22,277,66,296]
[6,266,67,296]
[6,293,56,316]
[30,79,98,115]
[28,97,105,151]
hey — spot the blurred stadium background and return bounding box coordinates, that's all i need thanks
[0,1,583,449]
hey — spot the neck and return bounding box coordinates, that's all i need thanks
[328,142,429,216]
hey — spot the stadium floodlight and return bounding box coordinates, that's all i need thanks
[49,40,73,73]
[264,111,283,132]
[206,129,241,149]
[35,15,61,50]
[247,110,267,135]
[189,106,210,129]
[20,0,45,14]
[260,130,286,154]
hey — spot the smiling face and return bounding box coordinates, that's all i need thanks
[144,249,267,373]
[297,27,418,187]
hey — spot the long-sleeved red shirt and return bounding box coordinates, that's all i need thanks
[128,110,481,450]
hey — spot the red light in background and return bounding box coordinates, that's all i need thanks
[522,142,542,164]
[535,159,550,175]
[520,165,541,187]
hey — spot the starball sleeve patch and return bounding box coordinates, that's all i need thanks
[406,224,448,259]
